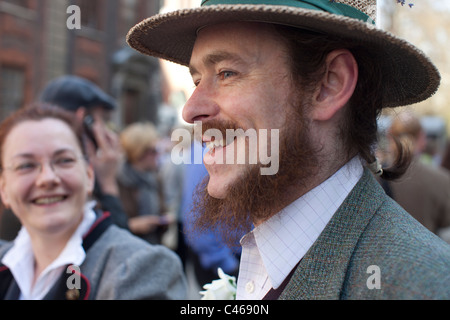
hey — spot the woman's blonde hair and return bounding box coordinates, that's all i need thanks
[120,122,159,164]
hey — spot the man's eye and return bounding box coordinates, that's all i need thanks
[191,75,201,87]
[219,71,235,80]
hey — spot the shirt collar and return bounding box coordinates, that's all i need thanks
[1,201,97,299]
[247,157,364,289]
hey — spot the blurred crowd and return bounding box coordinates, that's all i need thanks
[376,111,450,243]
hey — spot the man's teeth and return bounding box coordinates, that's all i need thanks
[34,196,65,205]
[207,139,225,150]
[206,136,237,150]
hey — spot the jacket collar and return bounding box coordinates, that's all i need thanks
[0,212,112,300]
[279,169,386,299]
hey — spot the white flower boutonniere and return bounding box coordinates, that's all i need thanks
[200,268,237,300]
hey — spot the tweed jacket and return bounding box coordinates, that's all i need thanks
[279,169,450,300]
[0,213,187,300]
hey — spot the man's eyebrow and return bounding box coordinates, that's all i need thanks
[189,51,244,76]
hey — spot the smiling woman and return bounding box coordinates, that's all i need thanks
[0,104,187,300]
[0,110,93,239]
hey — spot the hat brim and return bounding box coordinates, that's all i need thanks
[127,4,440,108]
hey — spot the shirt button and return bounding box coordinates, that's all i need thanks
[245,281,255,294]
[66,288,80,300]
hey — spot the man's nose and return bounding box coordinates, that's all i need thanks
[182,85,220,124]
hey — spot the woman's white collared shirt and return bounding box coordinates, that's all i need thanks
[1,201,97,300]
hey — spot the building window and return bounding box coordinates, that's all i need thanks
[2,0,29,8]
[122,87,140,125]
[0,0,36,21]
[79,0,101,30]
[0,67,25,121]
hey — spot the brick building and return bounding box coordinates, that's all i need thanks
[0,0,164,127]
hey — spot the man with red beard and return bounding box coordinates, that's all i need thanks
[127,0,450,299]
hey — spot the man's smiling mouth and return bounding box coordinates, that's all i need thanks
[205,137,235,151]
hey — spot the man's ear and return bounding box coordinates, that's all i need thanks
[311,49,358,121]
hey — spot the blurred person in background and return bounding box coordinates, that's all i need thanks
[118,122,175,245]
[0,104,186,300]
[381,111,450,236]
[181,141,240,288]
[440,141,450,172]
[158,128,188,267]
[439,142,450,242]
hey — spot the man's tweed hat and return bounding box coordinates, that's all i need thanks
[127,0,440,108]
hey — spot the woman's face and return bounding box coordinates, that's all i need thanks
[139,146,159,171]
[0,118,95,237]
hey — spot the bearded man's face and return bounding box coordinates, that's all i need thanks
[183,21,319,245]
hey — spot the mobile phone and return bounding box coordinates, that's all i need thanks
[83,115,98,149]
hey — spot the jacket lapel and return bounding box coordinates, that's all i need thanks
[43,265,91,300]
[0,266,20,300]
[0,212,112,300]
[42,213,112,300]
[279,169,386,300]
